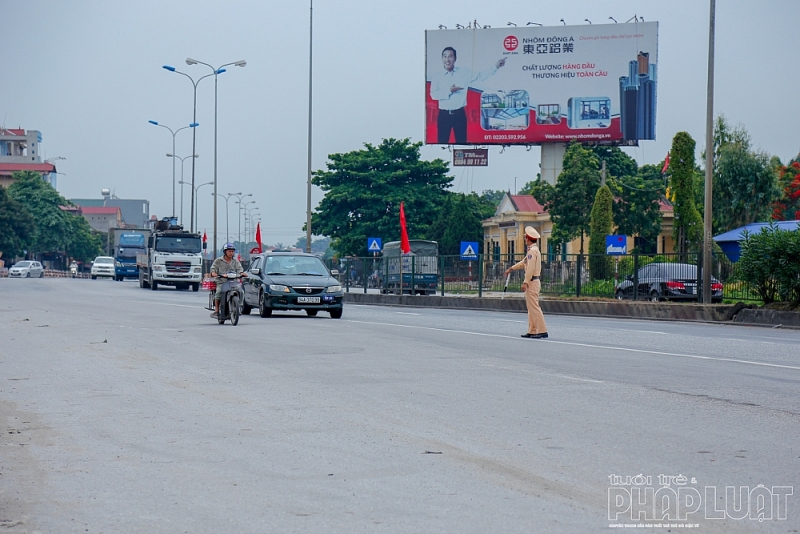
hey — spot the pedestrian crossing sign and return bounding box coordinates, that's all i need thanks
[367,237,382,252]
[460,241,479,260]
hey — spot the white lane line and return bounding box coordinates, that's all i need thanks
[121,299,203,309]
[344,319,800,372]
[637,330,670,335]
[396,312,420,316]
[498,319,525,323]
[550,374,604,383]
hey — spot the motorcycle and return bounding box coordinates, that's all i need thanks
[205,272,245,326]
[70,263,78,278]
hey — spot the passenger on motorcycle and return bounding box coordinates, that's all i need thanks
[210,243,243,318]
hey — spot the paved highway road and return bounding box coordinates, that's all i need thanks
[1,278,798,533]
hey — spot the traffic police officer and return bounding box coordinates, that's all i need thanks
[504,226,548,339]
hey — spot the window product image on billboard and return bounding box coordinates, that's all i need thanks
[425,22,659,145]
[567,97,611,129]
[536,104,561,125]
[481,90,529,131]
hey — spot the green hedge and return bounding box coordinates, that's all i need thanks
[736,223,800,305]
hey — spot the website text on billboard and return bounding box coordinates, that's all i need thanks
[425,22,659,145]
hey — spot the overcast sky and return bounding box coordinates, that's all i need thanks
[3,0,798,246]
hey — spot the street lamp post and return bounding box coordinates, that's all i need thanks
[230,193,252,248]
[212,192,239,245]
[168,154,199,227]
[179,180,213,233]
[148,121,198,218]
[306,0,314,253]
[244,207,260,260]
[238,200,256,248]
[185,58,246,261]
[162,65,216,232]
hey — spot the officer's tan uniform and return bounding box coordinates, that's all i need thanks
[510,233,547,336]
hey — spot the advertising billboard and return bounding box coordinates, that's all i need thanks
[425,22,658,146]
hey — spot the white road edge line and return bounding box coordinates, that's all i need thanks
[344,319,800,372]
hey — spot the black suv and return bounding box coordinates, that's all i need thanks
[614,262,723,303]
[241,252,344,318]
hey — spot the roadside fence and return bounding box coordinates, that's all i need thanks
[325,252,760,303]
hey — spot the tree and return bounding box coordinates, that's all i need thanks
[7,171,103,261]
[311,139,452,256]
[0,186,35,259]
[669,132,703,255]
[609,164,666,253]
[545,142,601,254]
[427,193,485,255]
[772,161,800,221]
[588,145,638,181]
[588,184,614,280]
[475,189,506,220]
[707,116,779,233]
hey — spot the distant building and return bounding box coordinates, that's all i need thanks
[483,192,676,259]
[71,189,150,229]
[0,128,58,188]
[79,206,123,233]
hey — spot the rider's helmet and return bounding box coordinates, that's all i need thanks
[223,242,235,252]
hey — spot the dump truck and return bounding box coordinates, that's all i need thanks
[136,219,203,291]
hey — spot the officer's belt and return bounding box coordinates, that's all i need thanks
[530,275,540,281]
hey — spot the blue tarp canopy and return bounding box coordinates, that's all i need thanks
[713,220,800,262]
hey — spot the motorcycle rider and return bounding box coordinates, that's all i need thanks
[69,260,78,277]
[210,243,244,319]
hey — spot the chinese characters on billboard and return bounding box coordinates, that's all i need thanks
[425,22,659,145]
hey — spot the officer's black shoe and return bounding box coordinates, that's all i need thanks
[521,333,534,338]
[531,332,548,339]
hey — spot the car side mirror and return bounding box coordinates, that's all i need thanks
[331,269,340,276]
[251,268,260,275]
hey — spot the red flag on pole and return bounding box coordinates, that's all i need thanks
[399,202,411,254]
[255,222,262,253]
[661,152,671,174]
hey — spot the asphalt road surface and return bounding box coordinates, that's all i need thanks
[1,278,799,533]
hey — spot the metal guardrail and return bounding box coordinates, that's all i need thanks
[326,252,761,303]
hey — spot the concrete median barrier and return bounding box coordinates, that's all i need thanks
[342,293,790,326]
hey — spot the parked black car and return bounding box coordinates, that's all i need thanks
[241,252,344,318]
[614,262,723,303]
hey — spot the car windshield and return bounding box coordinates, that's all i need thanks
[14,261,32,267]
[264,255,328,276]
[155,237,202,253]
[118,247,143,259]
[95,257,114,264]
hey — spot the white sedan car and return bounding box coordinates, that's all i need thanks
[91,256,115,280]
[8,261,44,278]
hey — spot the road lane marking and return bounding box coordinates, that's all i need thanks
[396,312,420,316]
[120,299,204,309]
[344,319,800,372]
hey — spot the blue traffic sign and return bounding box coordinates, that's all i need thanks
[460,241,479,260]
[367,237,382,252]
[605,235,627,255]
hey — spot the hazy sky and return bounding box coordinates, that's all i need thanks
[2,0,798,245]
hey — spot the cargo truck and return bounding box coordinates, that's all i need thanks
[381,240,439,295]
[136,219,203,291]
[110,228,151,281]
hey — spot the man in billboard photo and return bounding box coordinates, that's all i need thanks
[430,47,506,144]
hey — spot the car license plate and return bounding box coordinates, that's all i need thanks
[297,296,320,304]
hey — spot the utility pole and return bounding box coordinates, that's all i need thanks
[702,0,716,304]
